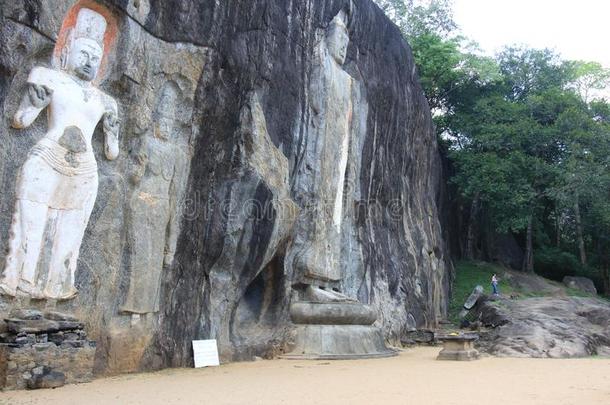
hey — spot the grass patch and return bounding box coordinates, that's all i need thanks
[449,260,610,324]
[565,287,596,298]
[448,261,514,323]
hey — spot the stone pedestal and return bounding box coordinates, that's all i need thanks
[0,310,95,390]
[283,302,396,359]
[436,333,480,361]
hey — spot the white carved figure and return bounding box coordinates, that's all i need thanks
[293,10,355,301]
[0,8,119,300]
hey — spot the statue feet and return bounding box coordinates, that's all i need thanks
[55,286,78,301]
[17,281,45,300]
[304,285,357,303]
[0,281,17,297]
[0,280,77,300]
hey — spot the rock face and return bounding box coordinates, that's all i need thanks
[0,0,452,374]
[473,297,610,358]
[563,276,597,295]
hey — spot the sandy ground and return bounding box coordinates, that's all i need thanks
[2,347,609,405]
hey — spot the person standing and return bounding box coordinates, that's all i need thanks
[491,274,499,295]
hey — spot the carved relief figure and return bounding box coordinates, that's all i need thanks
[0,8,119,299]
[120,82,186,316]
[293,10,355,302]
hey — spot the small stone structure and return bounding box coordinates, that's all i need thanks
[436,333,480,361]
[0,310,95,390]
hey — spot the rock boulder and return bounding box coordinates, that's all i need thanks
[563,276,597,295]
[474,297,610,358]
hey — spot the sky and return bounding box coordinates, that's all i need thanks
[453,0,610,67]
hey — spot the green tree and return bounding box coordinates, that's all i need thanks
[374,1,500,134]
[565,61,610,103]
[376,0,610,289]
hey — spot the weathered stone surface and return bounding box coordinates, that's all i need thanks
[0,0,452,374]
[284,324,396,360]
[27,367,66,389]
[6,319,84,334]
[285,297,395,358]
[146,0,451,366]
[9,309,43,321]
[0,342,95,390]
[436,333,480,361]
[1,309,95,389]
[43,311,79,322]
[403,329,435,344]
[290,302,377,325]
[473,296,610,358]
[563,276,597,295]
[463,285,484,310]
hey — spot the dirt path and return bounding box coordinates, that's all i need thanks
[2,347,609,405]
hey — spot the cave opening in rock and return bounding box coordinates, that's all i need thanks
[231,254,287,358]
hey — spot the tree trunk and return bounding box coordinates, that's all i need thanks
[599,240,610,295]
[555,209,561,248]
[522,216,534,273]
[465,194,480,260]
[574,197,587,266]
[602,262,610,295]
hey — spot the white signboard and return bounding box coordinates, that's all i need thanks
[192,339,220,368]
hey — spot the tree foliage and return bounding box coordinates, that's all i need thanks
[374,0,610,288]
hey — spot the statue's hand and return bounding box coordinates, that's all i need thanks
[129,151,148,184]
[103,110,120,160]
[103,111,119,134]
[135,151,148,166]
[28,84,53,108]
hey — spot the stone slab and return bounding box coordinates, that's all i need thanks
[43,311,79,322]
[282,324,396,360]
[8,309,43,320]
[289,302,377,326]
[6,319,84,334]
[463,285,484,310]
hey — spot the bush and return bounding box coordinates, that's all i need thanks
[534,246,582,281]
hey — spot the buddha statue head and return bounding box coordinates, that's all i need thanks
[325,10,349,66]
[61,8,107,82]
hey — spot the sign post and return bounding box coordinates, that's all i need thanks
[192,339,220,368]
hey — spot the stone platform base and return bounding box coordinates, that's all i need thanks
[0,341,96,390]
[0,309,95,390]
[436,334,480,361]
[437,347,480,361]
[283,324,397,360]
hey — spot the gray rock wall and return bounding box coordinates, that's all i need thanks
[0,0,452,373]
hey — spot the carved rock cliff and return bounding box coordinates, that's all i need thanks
[0,0,452,372]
